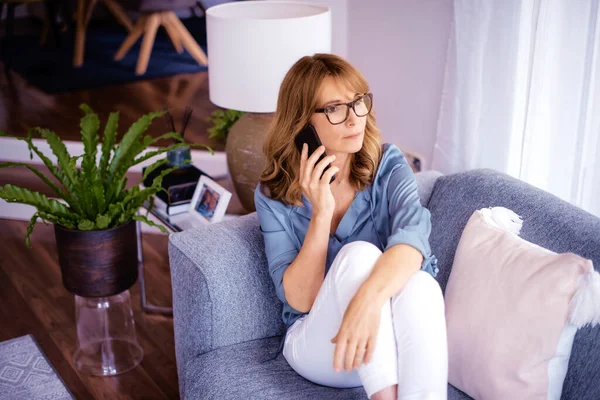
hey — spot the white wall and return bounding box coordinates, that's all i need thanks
[293,0,349,57]
[347,0,453,168]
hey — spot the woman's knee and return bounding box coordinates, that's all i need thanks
[337,241,381,262]
[394,270,445,314]
[330,241,382,281]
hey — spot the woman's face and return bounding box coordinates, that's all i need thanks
[309,76,367,155]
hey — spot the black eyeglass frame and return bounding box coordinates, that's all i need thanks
[314,92,374,125]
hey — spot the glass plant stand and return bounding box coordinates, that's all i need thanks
[74,290,143,376]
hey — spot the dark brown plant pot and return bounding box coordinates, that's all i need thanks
[54,220,138,298]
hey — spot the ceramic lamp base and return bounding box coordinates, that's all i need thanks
[225,112,273,212]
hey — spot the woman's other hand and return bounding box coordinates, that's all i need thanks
[299,144,339,218]
[331,289,382,372]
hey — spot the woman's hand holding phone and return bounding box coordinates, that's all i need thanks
[299,144,339,218]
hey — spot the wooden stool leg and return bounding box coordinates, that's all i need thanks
[84,0,98,27]
[73,0,87,67]
[161,12,183,54]
[103,0,134,32]
[136,13,161,75]
[114,15,148,61]
[165,12,208,65]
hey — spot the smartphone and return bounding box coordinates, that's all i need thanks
[294,124,336,183]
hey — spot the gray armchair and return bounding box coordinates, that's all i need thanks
[169,169,600,399]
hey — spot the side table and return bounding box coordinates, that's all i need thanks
[135,202,185,316]
[135,174,246,316]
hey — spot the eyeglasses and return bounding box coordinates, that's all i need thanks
[315,93,373,125]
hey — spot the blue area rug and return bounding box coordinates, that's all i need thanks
[0,334,73,400]
[0,17,208,94]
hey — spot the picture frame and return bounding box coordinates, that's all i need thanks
[187,175,232,224]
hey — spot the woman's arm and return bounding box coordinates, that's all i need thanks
[284,144,339,313]
[282,213,330,313]
[355,243,423,308]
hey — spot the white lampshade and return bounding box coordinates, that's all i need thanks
[206,1,332,113]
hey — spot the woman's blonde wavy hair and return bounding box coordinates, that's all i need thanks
[259,53,382,206]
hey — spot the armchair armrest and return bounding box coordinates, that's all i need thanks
[168,213,285,392]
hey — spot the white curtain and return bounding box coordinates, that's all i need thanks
[432,0,600,217]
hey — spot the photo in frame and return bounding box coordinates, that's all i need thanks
[188,175,232,224]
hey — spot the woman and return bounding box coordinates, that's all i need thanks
[254,54,448,400]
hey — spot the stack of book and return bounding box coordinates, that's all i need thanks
[142,164,212,216]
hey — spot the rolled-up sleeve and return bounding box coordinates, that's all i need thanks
[384,148,439,276]
[254,188,299,307]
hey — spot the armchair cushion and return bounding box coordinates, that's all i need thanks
[182,337,472,400]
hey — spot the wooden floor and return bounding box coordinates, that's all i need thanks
[0,218,179,399]
[0,68,223,151]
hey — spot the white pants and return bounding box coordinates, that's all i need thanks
[283,241,448,399]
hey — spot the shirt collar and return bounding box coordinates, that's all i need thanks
[292,189,371,240]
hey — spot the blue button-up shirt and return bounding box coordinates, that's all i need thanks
[254,143,439,330]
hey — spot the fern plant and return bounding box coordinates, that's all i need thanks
[0,104,212,247]
[206,109,245,141]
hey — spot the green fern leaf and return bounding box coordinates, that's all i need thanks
[25,212,40,248]
[145,195,156,218]
[0,162,68,200]
[93,181,106,214]
[21,130,82,214]
[131,143,187,166]
[37,211,76,229]
[78,219,95,230]
[70,161,94,219]
[142,158,169,181]
[104,203,122,226]
[107,110,164,184]
[190,142,214,155]
[0,185,76,220]
[35,128,91,216]
[108,131,162,195]
[80,110,101,214]
[95,214,111,229]
[35,128,78,185]
[119,185,141,209]
[100,112,119,181]
[121,162,187,215]
[147,131,185,146]
[79,104,95,115]
[3,130,82,213]
[132,214,168,234]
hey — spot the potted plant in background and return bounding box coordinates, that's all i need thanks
[206,108,245,142]
[0,104,212,376]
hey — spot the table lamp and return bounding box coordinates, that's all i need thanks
[206,1,332,212]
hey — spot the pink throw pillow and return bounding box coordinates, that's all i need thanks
[445,207,599,400]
